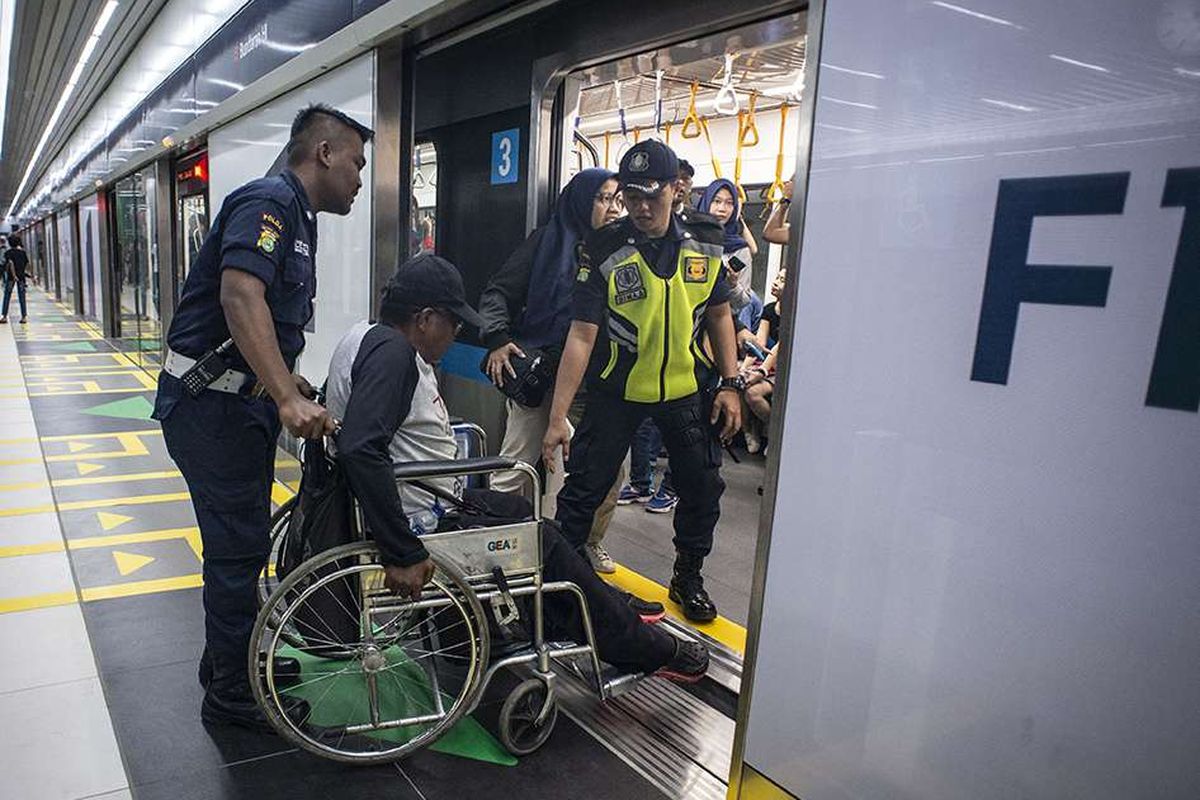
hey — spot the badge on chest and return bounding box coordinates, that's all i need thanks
[613,264,647,305]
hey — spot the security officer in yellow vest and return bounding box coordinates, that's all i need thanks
[542,140,743,622]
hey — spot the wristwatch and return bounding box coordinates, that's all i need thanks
[717,375,746,394]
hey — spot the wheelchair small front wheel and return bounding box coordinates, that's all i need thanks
[498,677,558,756]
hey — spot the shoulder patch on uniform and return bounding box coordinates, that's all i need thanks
[683,256,709,282]
[256,224,279,254]
[262,211,284,231]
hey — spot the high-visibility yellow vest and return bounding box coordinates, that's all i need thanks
[594,236,723,403]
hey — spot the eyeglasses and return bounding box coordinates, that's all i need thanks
[595,192,624,209]
[429,307,463,334]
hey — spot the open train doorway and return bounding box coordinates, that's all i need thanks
[552,11,807,632]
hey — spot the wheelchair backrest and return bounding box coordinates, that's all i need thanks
[452,422,487,489]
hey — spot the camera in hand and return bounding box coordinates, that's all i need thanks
[481,346,558,408]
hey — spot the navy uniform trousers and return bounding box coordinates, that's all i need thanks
[157,375,280,688]
[555,390,724,557]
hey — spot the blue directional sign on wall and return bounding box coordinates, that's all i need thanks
[490,128,520,185]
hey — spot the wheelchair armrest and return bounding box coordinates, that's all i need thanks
[392,456,518,481]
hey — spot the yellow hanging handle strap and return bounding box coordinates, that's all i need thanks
[734,92,760,202]
[664,121,673,146]
[681,81,703,139]
[633,127,641,144]
[739,91,760,147]
[604,130,612,170]
[766,102,790,203]
[700,117,722,179]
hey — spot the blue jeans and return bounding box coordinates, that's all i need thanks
[2,278,26,319]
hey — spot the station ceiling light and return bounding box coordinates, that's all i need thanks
[0,0,15,159]
[5,1,119,220]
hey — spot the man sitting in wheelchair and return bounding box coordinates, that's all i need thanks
[324,254,708,682]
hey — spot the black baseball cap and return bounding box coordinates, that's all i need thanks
[618,140,680,196]
[381,254,484,328]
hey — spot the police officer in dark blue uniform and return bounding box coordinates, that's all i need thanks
[155,104,372,731]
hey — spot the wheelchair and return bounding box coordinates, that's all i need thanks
[251,425,642,765]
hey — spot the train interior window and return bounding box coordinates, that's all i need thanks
[174,151,209,305]
[562,14,805,300]
[553,12,806,627]
[411,141,437,256]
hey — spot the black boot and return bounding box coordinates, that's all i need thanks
[202,685,311,734]
[199,646,302,690]
[668,551,717,623]
[201,651,310,734]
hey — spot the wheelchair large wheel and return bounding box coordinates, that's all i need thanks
[250,542,490,764]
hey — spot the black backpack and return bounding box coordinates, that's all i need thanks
[278,436,362,657]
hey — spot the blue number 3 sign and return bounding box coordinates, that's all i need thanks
[491,128,520,185]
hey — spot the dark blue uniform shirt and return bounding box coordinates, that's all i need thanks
[165,170,318,374]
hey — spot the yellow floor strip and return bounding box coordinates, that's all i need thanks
[0,469,182,492]
[272,482,297,506]
[0,541,65,558]
[81,573,203,602]
[604,563,747,655]
[68,526,203,559]
[0,492,193,517]
[42,429,161,442]
[24,386,154,398]
[0,589,79,614]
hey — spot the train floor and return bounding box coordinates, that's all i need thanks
[0,286,758,800]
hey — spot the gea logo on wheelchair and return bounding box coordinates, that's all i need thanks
[486,537,520,552]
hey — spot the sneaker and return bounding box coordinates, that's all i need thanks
[654,639,709,684]
[585,542,616,574]
[745,429,762,454]
[0,317,7,324]
[645,486,679,513]
[18,317,26,324]
[617,484,653,505]
[621,591,666,624]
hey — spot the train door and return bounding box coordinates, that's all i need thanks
[549,10,806,632]
[173,151,209,306]
[56,210,76,309]
[110,167,163,366]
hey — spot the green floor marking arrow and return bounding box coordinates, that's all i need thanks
[282,645,517,766]
[48,341,97,352]
[81,396,155,421]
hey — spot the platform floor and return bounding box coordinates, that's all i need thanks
[0,286,759,799]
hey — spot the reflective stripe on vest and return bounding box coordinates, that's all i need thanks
[597,239,723,403]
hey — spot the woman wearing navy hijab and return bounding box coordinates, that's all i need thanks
[697,177,758,311]
[478,168,630,572]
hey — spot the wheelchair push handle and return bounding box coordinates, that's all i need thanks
[392,456,516,480]
[392,456,542,518]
